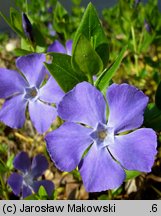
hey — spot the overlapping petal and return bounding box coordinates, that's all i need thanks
[79,143,125,192]
[30,155,48,178]
[28,100,57,133]
[33,180,54,196]
[47,40,66,53]
[39,77,64,105]
[65,40,72,55]
[16,53,46,87]
[8,173,23,196]
[0,68,28,98]
[58,82,106,128]
[46,122,93,171]
[22,185,32,198]
[0,94,27,128]
[13,152,31,173]
[109,128,157,172]
[106,83,148,133]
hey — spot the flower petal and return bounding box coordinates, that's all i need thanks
[107,83,148,133]
[65,40,72,55]
[16,53,46,87]
[8,173,23,196]
[0,94,27,128]
[109,128,157,172]
[22,185,32,198]
[29,100,57,133]
[46,122,93,171]
[30,154,48,178]
[39,77,64,105]
[0,68,28,98]
[47,40,66,53]
[33,180,54,196]
[58,82,106,128]
[79,143,125,192]
[13,152,31,173]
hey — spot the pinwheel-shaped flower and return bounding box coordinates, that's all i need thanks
[47,40,72,55]
[8,152,54,198]
[0,53,64,133]
[46,82,157,192]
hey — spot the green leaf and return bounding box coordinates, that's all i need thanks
[95,45,127,92]
[125,170,141,181]
[45,53,87,92]
[10,7,23,33]
[6,154,14,170]
[72,34,103,76]
[155,81,161,110]
[25,194,39,200]
[13,48,32,56]
[53,2,69,35]
[73,2,109,67]
[38,186,48,197]
[21,38,31,51]
[0,11,24,38]
[32,23,46,47]
[0,161,7,173]
[144,103,161,131]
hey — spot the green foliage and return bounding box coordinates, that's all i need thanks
[45,53,87,92]
[0,8,25,38]
[95,46,127,92]
[73,3,109,70]
[125,170,140,181]
[72,34,103,76]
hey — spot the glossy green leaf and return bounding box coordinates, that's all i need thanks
[72,34,103,76]
[155,81,161,110]
[45,53,87,93]
[125,170,141,181]
[95,45,127,92]
[73,2,109,68]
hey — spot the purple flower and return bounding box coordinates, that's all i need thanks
[8,152,54,198]
[22,13,34,42]
[47,40,72,56]
[0,53,64,133]
[144,20,151,33]
[48,23,56,37]
[45,82,157,192]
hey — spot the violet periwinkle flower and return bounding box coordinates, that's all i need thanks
[22,13,34,42]
[47,40,72,56]
[45,82,157,192]
[0,53,64,133]
[8,152,54,198]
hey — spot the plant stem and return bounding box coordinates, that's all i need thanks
[0,174,9,200]
[131,26,139,76]
[87,74,94,85]
[108,189,113,200]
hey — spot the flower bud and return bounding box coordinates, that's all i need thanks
[22,13,34,42]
